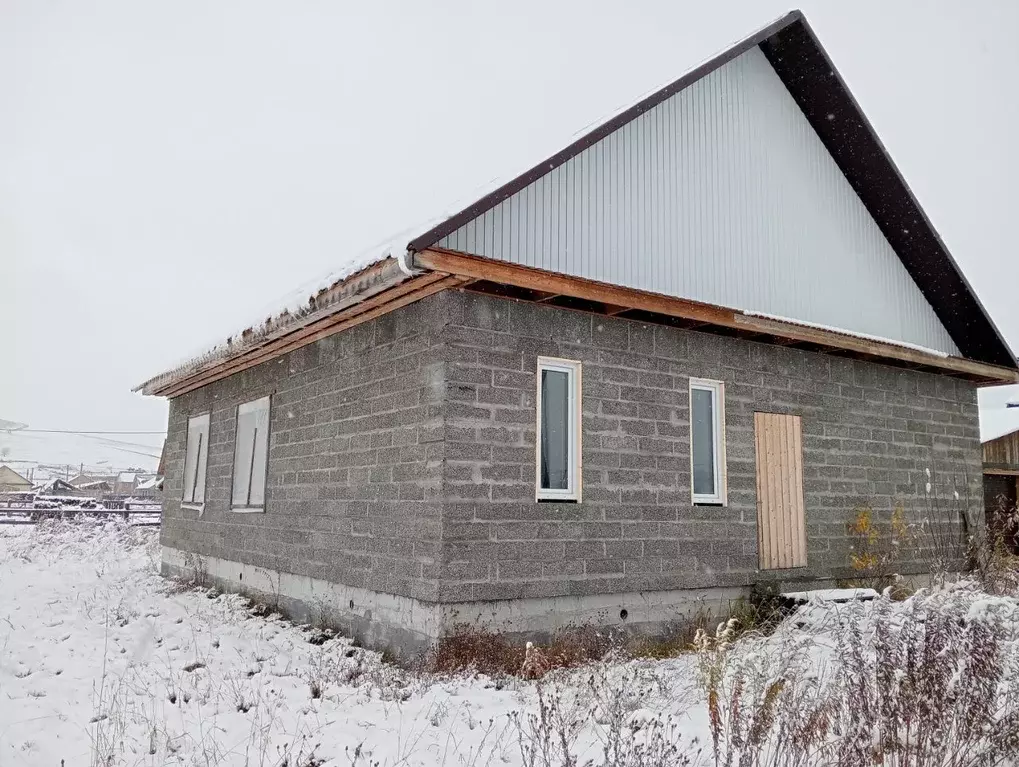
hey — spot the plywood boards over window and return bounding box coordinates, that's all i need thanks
[754,412,807,569]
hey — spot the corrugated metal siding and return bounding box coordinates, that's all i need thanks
[754,412,807,570]
[438,46,959,356]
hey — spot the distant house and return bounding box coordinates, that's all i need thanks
[69,473,118,488]
[982,428,1019,552]
[35,478,81,496]
[0,465,32,493]
[136,12,1018,654]
[76,480,114,499]
[132,475,164,498]
[114,471,138,495]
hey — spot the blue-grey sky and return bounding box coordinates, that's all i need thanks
[3,1,1018,468]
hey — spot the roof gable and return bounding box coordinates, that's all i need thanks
[409,11,1014,368]
[0,465,30,486]
[432,44,959,356]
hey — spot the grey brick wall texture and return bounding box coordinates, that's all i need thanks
[161,297,446,602]
[162,289,983,606]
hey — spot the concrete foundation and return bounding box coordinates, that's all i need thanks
[163,545,754,656]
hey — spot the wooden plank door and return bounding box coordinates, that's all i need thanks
[754,412,807,569]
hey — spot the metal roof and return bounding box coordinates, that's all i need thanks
[407,10,1015,369]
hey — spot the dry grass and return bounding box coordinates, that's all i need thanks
[424,623,614,679]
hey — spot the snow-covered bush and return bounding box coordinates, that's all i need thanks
[694,586,1019,767]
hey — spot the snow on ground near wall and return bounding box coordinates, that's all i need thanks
[0,520,703,766]
[2,520,1019,766]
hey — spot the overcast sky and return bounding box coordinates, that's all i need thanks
[3,1,1018,467]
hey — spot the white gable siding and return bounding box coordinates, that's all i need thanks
[437,46,959,356]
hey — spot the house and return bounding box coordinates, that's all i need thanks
[34,478,81,496]
[76,479,114,499]
[114,471,139,495]
[982,427,1019,553]
[0,465,32,493]
[133,474,164,498]
[136,11,1019,654]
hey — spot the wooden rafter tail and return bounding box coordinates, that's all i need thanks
[151,258,411,392]
[732,314,1019,383]
[415,247,736,326]
[158,273,465,398]
[414,247,1019,385]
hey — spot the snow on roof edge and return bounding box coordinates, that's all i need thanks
[136,236,415,394]
[742,311,952,359]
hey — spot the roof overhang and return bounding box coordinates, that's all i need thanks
[415,248,1019,386]
[138,244,1017,398]
[136,258,469,397]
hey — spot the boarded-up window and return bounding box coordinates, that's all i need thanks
[182,413,210,505]
[754,413,806,569]
[231,396,271,511]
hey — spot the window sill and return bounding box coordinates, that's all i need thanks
[230,506,265,514]
[181,502,205,514]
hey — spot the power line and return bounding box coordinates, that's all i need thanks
[7,429,166,435]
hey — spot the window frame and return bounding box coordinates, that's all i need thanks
[535,356,583,502]
[689,378,727,506]
[181,412,211,511]
[229,395,272,513]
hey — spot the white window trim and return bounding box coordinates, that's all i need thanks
[230,395,271,513]
[690,378,727,506]
[181,412,210,509]
[535,356,582,502]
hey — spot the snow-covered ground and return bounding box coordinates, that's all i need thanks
[1,520,1018,766]
[0,521,701,766]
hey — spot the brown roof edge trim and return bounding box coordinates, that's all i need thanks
[151,272,466,398]
[406,10,804,253]
[761,16,1016,369]
[416,247,1019,386]
[135,257,414,396]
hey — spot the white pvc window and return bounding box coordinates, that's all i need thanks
[690,379,726,505]
[536,357,582,501]
[181,413,210,505]
[231,396,271,511]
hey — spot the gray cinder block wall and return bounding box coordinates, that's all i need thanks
[161,297,448,616]
[160,289,982,652]
[438,291,981,604]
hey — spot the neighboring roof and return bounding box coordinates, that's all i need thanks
[35,478,78,494]
[984,427,1019,445]
[69,473,118,486]
[0,465,31,487]
[136,475,163,491]
[137,10,1016,396]
[77,480,113,490]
